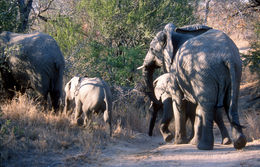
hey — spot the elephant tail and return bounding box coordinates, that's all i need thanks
[103,86,112,136]
[225,59,242,127]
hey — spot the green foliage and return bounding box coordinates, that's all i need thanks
[44,16,87,78]
[78,0,197,47]
[76,0,197,86]
[243,22,260,76]
[45,0,197,87]
[0,0,19,32]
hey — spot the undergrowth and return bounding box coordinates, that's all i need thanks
[0,94,108,166]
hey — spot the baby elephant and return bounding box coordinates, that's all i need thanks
[149,73,231,145]
[64,76,112,136]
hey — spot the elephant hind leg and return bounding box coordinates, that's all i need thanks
[50,90,61,113]
[223,105,246,149]
[173,100,188,144]
[196,104,215,150]
[160,98,173,142]
[214,109,231,145]
[75,100,84,126]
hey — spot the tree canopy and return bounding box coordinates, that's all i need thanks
[1,0,259,85]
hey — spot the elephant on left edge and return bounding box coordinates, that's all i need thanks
[0,31,65,112]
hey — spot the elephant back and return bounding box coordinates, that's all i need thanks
[1,31,64,96]
[176,24,212,36]
[153,73,172,100]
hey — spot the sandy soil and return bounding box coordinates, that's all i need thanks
[88,132,260,167]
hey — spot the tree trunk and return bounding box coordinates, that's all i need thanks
[204,0,211,24]
[17,0,33,32]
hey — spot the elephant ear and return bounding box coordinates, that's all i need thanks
[153,77,163,101]
[163,23,176,72]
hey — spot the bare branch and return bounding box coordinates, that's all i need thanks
[35,0,55,22]
[40,0,54,14]
[204,0,212,24]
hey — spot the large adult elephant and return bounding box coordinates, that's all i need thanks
[138,23,246,150]
[148,73,231,145]
[64,76,112,136]
[0,31,65,112]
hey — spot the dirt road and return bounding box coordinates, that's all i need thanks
[91,133,260,167]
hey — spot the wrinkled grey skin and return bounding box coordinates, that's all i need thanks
[149,73,231,145]
[0,31,65,112]
[64,76,112,136]
[139,23,246,150]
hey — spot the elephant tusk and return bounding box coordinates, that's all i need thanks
[137,65,144,70]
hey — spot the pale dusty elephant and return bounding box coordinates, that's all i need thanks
[64,76,112,136]
[138,23,246,150]
[0,31,65,112]
[148,73,231,145]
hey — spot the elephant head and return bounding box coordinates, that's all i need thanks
[137,23,179,105]
[138,23,212,105]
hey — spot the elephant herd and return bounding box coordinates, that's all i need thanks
[0,23,247,150]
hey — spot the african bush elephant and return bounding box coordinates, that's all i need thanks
[64,76,112,136]
[138,23,246,150]
[148,73,231,145]
[0,31,65,112]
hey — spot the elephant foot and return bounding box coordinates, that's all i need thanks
[76,118,84,126]
[197,135,214,150]
[160,129,173,142]
[160,124,173,142]
[197,141,214,150]
[189,137,199,145]
[221,137,232,145]
[162,133,174,143]
[174,137,188,144]
[233,134,247,149]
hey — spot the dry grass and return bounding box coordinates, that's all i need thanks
[0,88,157,166]
[112,87,153,138]
[0,94,109,166]
[244,111,260,141]
[239,66,260,142]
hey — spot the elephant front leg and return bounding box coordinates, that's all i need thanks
[197,104,215,150]
[160,98,173,142]
[173,100,188,144]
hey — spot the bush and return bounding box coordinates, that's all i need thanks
[44,0,198,87]
[0,0,19,32]
[242,22,260,77]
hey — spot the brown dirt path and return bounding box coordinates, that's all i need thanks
[90,133,260,167]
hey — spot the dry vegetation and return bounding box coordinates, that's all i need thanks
[239,67,260,142]
[0,87,154,166]
[0,94,109,166]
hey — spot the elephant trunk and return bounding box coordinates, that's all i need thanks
[142,63,162,106]
[148,101,161,136]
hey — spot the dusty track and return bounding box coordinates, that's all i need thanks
[91,132,260,167]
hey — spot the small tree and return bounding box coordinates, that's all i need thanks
[243,22,260,76]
